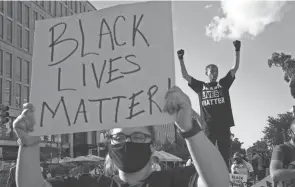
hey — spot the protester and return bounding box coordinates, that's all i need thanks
[252,150,266,181]
[231,152,254,181]
[6,165,16,187]
[151,156,162,171]
[270,117,295,186]
[14,87,229,187]
[178,41,241,169]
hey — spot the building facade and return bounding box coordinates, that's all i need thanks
[0,1,99,160]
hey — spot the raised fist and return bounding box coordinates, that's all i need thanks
[177,49,184,59]
[233,40,241,51]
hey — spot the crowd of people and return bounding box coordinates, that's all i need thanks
[5,37,295,187]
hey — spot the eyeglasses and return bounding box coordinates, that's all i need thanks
[107,132,152,143]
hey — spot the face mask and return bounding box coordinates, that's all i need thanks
[109,142,152,173]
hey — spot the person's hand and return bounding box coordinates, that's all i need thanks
[163,86,192,131]
[13,103,40,147]
[177,49,184,60]
[233,40,241,51]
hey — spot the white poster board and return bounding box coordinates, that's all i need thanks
[30,1,175,135]
[229,174,247,187]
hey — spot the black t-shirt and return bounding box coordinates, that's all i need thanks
[47,166,198,187]
[188,71,235,128]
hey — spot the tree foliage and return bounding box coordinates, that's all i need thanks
[268,52,295,82]
[230,133,246,156]
[262,112,293,149]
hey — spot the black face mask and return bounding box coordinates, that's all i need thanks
[109,142,152,173]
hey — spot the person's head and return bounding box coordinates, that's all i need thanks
[205,64,218,82]
[233,152,243,164]
[106,126,156,175]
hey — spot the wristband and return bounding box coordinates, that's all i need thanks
[179,118,202,139]
[235,48,240,52]
[17,138,40,147]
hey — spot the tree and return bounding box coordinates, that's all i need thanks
[262,112,293,149]
[230,133,244,156]
[268,52,295,83]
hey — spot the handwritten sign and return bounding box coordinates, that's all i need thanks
[30,2,175,135]
[229,174,247,187]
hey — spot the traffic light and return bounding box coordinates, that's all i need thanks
[0,105,9,125]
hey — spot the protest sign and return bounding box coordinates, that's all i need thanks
[30,1,175,135]
[229,174,247,187]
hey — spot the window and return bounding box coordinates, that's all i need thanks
[92,131,97,144]
[24,29,30,51]
[24,5,30,28]
[17,1,22,23]
[40,1,45,8]
[15,83,21,108]
[64,6,67,16]
[15,57,21,82]
[23,60,30,84]
[53,1,57,16]
[70,1,73,10]
[74,2,77,13]
[5,53,12,78]
[4,80,11,105]
[48,1,51,13]
[33,11,38,29]
[0,50,2,75]
[61,134,69,143]
[59,2,63,17]
[0,1,3,13]
[17,25,22,48]
[7,1,13,18]
[23,86,29,103]
[0,15,3,39]
[79,2,82,13]
[6,19,12,43]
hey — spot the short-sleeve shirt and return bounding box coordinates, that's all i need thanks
[231,160,253,178]
[47,166,198,187]
[271,142,295,187]
[188,71,235,128]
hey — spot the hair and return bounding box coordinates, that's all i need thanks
[205,64,218,75]
[151,156,160,163]
[104,126,156,176]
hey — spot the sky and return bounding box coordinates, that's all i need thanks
[90,0,295,149]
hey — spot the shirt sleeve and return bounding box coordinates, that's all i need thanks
[188,77,204,93]
[171,166,198,187]
[246,162,254,172]
[219,71,235,90]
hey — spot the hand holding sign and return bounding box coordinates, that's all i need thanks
[164,86,192,131]
[13,103,40,147]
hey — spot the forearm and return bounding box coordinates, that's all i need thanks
[16,145,47,187]
[232,51,240,71]
[179,59,191,82]
[186,131,229,187]
[271,169,295,182]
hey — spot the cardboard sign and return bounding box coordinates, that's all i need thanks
[30,1,175,135]
[229,174,247,187]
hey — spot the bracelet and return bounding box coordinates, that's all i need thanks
[179,118,202,139]
[17,138,40,147]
